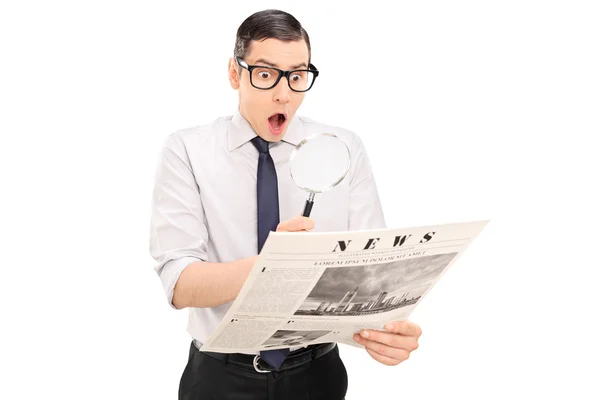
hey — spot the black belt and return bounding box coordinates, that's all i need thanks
[201,342,337,373]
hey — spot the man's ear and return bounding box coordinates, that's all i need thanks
[228,58,240,90]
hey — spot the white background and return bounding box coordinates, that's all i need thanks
[1,1,599,399]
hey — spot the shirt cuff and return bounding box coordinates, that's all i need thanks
[157,256,203,309]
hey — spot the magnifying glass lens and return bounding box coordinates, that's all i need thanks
[289,133,351,217]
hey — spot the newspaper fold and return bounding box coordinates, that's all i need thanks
[200,220,489,353]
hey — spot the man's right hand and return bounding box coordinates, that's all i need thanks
[276,215,315,232]
[245,216,314,282]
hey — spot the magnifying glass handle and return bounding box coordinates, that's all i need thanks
[302,192,316,217]
[302,199,314,217]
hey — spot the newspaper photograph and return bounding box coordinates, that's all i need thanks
[199,220,489,353]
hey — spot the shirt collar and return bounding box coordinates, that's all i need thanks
[227,107,307,151]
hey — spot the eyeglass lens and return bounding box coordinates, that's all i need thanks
[251,67,315,91]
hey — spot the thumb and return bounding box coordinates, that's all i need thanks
[276,216,315,232]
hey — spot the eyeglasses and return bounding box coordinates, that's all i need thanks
[235,56,319,92]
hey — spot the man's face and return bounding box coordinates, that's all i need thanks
[228,38,310,142]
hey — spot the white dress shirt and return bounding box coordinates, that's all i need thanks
[149,108,386,350]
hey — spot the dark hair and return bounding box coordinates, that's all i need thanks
[234,9,311,63]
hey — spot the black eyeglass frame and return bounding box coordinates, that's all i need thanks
[235,56,319,92]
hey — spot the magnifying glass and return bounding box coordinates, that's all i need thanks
[289,133,351,217]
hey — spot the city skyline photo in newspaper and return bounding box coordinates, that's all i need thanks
[295,253,458,316]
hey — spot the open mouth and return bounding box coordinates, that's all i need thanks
[268,113,287,135]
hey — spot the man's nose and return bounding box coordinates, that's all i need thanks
[272,76,291,104]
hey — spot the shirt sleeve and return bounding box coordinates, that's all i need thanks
[149,133,209,308]
[347,134,387,231]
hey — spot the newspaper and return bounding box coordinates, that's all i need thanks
[199,220,489,353]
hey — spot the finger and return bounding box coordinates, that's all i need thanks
[276,216,314,232]
[365,347,408,366]
[353,334,413,361]
[383,320,422,338]
[358,329,419,352]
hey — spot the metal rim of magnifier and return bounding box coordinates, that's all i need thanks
[288,132,351,194]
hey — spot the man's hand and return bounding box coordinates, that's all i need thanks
[276,215,315,232]
[353,320,422,366]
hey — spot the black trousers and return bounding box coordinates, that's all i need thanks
[179,342,348,400]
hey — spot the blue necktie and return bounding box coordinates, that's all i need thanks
[251,136,290,369]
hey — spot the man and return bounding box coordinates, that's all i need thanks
[150,9,422,400]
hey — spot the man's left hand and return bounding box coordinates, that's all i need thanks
[353,320,422,366]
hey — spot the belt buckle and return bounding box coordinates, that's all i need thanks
[253,355,271,373]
